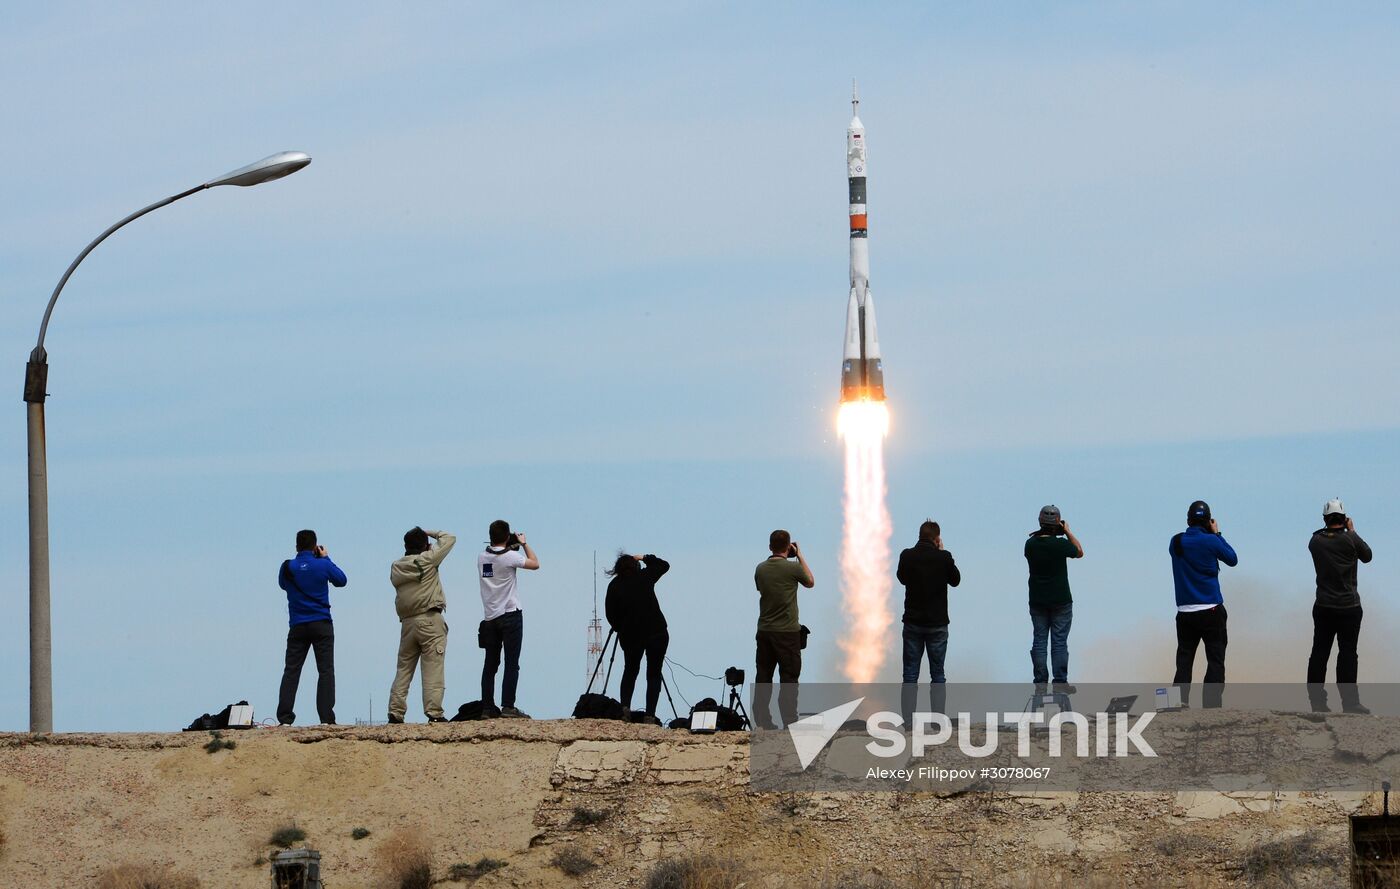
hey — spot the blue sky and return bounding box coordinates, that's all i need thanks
[3,3,1399,729]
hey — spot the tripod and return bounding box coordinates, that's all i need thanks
[585,628,680,722]
[725,683,752,731]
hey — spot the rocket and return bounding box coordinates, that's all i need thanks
[840,83,884,403]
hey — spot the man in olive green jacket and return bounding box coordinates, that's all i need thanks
[388,527,456,723]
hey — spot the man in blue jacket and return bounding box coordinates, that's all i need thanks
[277,529,348,725]
[1169,501,1237,707]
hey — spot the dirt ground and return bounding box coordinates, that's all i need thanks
[0,721,1379,888]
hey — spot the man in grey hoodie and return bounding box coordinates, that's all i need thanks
[1307,499,1373,713]
[388,527,456,723]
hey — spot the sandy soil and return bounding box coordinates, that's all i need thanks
[0,721,1380,888]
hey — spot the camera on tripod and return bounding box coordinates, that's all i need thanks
[724,667,744,688]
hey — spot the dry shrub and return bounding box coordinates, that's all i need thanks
[647,855,751,889]
[819,874,901,889]
[820,874,961,889]
[376,827,433,889]
[96,863,202,889]
[1240,830,1345,885]
[813,869,1231,889]
[1153,832,1217,858]
[1010,871,1218,889]
[268,824,306,848]
[820,872,1217,889]
[569,806,609,827]
[449,857,507,882]
[551,846,597,877]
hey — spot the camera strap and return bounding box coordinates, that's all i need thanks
[281,560,304,594]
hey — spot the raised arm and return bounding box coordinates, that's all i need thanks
[325,559,348,588]
[642,554,669,580]
[1062,522,1084,558]
[421,530,456,566]
[1214,534,1239,567]
[794,545,815,589]
[518,533,539,570]
[1353,532,1373,563]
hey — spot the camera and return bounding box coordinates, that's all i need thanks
[786,542,799,558]
[725,666,745,688]
[507,532,524,551]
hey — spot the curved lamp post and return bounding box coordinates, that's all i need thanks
[23,151,311,732]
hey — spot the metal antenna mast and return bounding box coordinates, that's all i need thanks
[586,550,604,680]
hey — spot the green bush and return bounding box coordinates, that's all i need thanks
[204,732,236,754]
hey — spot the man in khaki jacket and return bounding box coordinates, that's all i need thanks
[388,527,456,723]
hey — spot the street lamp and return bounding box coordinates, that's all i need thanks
[22,151,311,733]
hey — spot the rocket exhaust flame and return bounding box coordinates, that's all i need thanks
[838,401,893,683]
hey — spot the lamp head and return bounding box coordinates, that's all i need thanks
[205,151,311,188]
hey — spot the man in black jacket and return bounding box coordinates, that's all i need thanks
[1307,498,1374,713]
[896,520,962,686]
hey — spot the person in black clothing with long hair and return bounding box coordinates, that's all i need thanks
[604,552,670,718]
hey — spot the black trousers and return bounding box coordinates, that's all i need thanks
[1173,605,1227,708]
[619,629,669,716]
[754,630,802,729]
[1307,604,1363,684]
[480,609,523,709]
[278,619,335,724]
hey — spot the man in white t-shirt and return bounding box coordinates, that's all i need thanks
[477,519,539,718]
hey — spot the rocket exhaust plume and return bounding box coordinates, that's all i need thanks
[838,401,893,682]
[836,84,894,682]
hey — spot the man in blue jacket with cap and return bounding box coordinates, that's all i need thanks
[276,529,348,725]
[1169,501,1237,707]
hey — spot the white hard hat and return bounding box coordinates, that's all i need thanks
[1323,498,1346,517]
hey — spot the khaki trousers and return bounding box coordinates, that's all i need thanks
[389,611,447,720]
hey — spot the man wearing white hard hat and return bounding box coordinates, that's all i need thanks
[1306,498,1373,713]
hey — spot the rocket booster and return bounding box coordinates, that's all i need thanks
[840,84,884,403]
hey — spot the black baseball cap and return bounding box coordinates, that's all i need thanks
[1187,500,1212,524]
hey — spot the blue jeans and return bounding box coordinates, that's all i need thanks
[902,623,949,683]
[1029,602,1072,685]
[481,609,523,708]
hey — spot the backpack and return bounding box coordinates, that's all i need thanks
[451,700,490,721]
[573,693,626,720]
[182,700,250,732]
[690,697,746,731]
